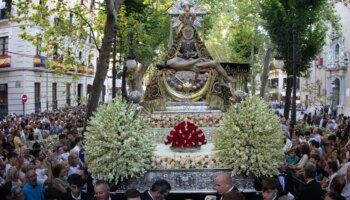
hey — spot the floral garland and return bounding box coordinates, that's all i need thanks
[151,154,222,169]
[164,121,207,148]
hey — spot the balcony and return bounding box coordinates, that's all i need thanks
[77,65,86,73]
[34,56,47,67]
[0,55,11,68]
[87,64,95,74]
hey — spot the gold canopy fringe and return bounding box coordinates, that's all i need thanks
[206,94,226,111]
[140,73,167,112]
[140,98,166,112]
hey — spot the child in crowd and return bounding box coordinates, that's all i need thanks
[286,148,299,174]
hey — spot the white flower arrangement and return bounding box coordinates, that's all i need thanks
[213,96,284,177]
[84,98,154,184]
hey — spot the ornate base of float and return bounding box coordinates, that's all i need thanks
[115,169,256,194]
[115,144,256,194]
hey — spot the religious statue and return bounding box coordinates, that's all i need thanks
[158,25,234,84]
[141,1,237,112]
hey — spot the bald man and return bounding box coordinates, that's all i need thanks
[214,172,238,200]
[94,180,117,200]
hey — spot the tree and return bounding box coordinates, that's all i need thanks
[260,0,339,122]
[201,0,272,95]
[12,0,126,123]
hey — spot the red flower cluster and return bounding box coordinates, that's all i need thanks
[164,121,207,148]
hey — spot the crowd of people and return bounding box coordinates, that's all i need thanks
[271,111,350,200]
[1,104,350,200]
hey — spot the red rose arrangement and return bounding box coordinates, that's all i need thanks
[164,120,207,148]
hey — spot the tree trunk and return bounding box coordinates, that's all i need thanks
[284,74,293,119]
[85,0,125,127]
[259,45,273,98]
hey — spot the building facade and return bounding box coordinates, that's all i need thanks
[0,0,111,116]
[300,2,350,115]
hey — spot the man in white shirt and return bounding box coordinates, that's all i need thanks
[68,152,79,175]
[33,124,43,141]
[323,160,339,192]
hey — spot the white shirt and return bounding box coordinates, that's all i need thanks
[327,172,338,192]
[68,166,78,176]
[73,145,81,154]
[71,192,81,200]
[342,178,350,199]
[148,191,155,200]
[33,128,43,140]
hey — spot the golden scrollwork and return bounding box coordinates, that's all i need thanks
[162,70,216,102]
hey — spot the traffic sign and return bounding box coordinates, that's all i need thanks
[21,94,27,103]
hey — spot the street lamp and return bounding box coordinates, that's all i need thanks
[273,57,284,69]
[122,33,136,100]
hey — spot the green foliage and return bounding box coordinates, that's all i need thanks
[260,0,340,75]
[85,97,154,183]
[213,96,284,177]
[116,0,172,67]
[12,0,100,67]
[203,0,265,63]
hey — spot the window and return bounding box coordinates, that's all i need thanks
[66,83,71,105]
[53,44,58,56]
[0,36,8,56]
[36,37,41,56]
[335,44,340,62]
[35,82,41,113]
[52,83,57,101]
[77,84,83,105]
[269,78,279,89]
[35,83,40,102]
[52,83,57,109]
[0,84,7,103]
[54,17,59,26]
[81,0,84,5]
[0,0,12,19]
[88,54,91,65]
[89,32,92,44]
[0,83,8,116]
